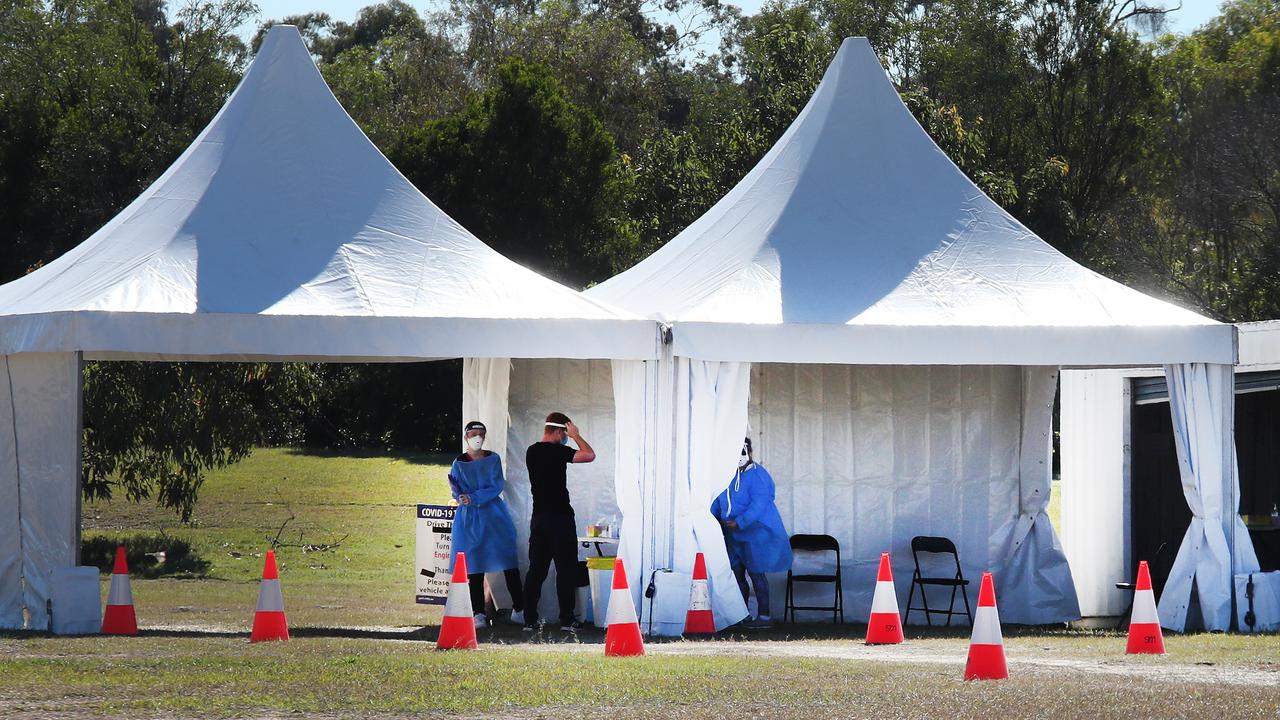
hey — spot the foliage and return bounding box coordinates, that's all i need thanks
[82,362,314,521]
[391,57,637,285]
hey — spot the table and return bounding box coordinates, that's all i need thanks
[578,536,619,557]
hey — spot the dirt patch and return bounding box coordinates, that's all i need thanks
[515,637,1280,687]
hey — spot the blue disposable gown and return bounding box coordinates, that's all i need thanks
[710,463,793,573]
[447,451,519,574]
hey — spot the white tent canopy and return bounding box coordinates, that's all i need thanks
[589,38,1233,367]
[586,38,1247,633]
[0,26,654,363]
[0,25,656,630]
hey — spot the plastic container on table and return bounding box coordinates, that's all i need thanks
[586,555,616,628]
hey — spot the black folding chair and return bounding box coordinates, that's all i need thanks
[784,534,844,623]
[905,536,972,626]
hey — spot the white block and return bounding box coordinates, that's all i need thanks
[50,566,101,635]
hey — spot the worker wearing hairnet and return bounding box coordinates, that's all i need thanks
[710,437,792,625]
[449,420,525,628]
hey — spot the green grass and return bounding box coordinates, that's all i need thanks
[1,635,1277,718]
[1049,477,1061,533]
[82,447,455,628]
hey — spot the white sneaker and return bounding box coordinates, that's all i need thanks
[509,610,525,626]
[473,613,488,629]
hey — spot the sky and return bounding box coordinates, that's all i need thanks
[236,0,1229,43]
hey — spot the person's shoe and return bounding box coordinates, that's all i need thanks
[521,620,539,632]
[744,615,773,628]
[508,609,525,626]
[559,619,585,631]
[473,613,489,629]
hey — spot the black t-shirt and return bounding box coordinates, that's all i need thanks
[526,441,578,515]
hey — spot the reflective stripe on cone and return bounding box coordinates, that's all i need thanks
[685,552,715,635]
[251,550,289,642]
[964,572,1008,680]
[866,552,903,645]
[605,557,644,656]
[1126,561,1165,655]
[102,545,138,636]
[437,551,477,650]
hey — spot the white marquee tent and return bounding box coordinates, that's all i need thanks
[581,37,1251,634]
[0,25,657,630]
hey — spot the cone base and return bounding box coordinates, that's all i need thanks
[437,614,478,650]
[684,610,715,635]
[101,604,138,636]
[251,611,290,642]
[964,643,1008,680]
[605,622,645,656]
[865,612,904,644]
[1126,622,1166,654]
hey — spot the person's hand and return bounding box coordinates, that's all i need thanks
[565,420,581,439]
[459,494,471,506]
[722,519,738,530]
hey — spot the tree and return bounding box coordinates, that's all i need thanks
[391,57,638,286]
[1110,0,1280,320]
[82,362,317,521]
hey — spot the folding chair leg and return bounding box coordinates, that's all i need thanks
[920,581,933,627]
[960,583,973,625]
[945,584,959,628]
[905,580,917,625]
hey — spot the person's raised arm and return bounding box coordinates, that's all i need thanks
[566,420,596,463]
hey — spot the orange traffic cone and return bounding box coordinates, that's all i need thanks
[964,572,1008,680]
[684,552,715,635]
[250,549,289,642]
[1126,560,1165,654]
[865,552,903,644]
[101,545,138,635]
[604,557,644,656]
[436,551,478,650]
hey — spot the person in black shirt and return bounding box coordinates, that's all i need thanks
[522,411,596,630]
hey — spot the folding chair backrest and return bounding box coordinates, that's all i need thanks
[910,535,963,578]
[791,534,839,553]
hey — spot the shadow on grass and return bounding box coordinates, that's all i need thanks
[279,447,454,466]
[82,535,211,578]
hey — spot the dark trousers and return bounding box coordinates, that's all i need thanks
[734,566,771,617]
[523,512,579,625]
[468,569,525,615]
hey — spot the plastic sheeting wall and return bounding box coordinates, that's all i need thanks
[504,359,619,621]
[748,364,1031,624]
[1059,370,1132,617]
[0,353,82,630]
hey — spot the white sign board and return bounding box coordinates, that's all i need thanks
[415,504,455,605]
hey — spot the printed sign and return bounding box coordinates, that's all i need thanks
[415,504,455,604]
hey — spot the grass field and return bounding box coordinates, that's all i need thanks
[2,449,1276,719]
[81,448,453,629]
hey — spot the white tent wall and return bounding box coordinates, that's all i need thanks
[0,353,82,630]
[991,367,1079,622]
[668,358,752,633]
[1159,363,1261,631]
[748,363,1078,625]
[503,359,620,621]
[462,358,511,460]
[1060,369,1138,617]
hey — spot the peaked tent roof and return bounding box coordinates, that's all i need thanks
[588,38,1234,366]
[0,25,655,362]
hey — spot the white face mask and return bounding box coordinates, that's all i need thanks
[738,451,750,469]
[466,435,485,452]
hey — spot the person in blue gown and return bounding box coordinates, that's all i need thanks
[449,420,525,628]
[710,437,792,625]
